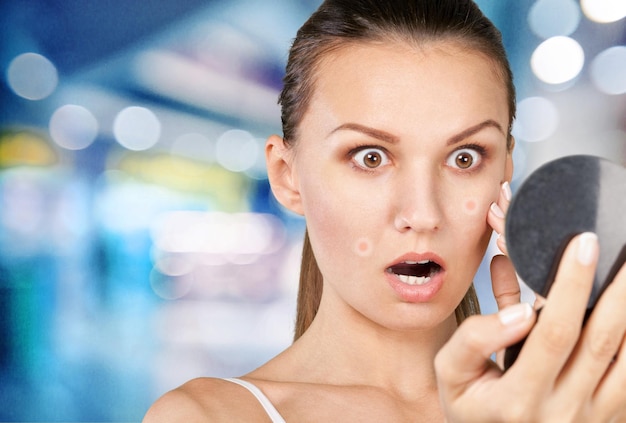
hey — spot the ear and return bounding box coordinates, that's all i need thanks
[504,136,515,182]
[265,134,304,215]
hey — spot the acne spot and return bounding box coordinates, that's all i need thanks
[465,200,478,213]
[354,238,373,257]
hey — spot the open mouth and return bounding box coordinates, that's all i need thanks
[386,260,442,286]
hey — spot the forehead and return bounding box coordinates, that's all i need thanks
[316,38,505,91]
[303,40,509,139]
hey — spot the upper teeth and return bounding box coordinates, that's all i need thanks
[398,274,431,285]
[404,260,430,265]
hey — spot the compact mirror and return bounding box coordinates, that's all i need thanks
[503,154,626,370]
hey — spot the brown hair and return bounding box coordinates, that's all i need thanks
[278,0,516,341]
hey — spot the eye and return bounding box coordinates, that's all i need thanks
[446,147,482,170]
[352,147,390,170]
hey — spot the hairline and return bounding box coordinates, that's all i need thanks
[287,35,514,152]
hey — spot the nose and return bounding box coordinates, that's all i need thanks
[393,167,443,233]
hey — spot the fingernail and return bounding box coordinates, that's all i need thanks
[490,202,505,219]
[498,303,532,326]
[577,232,598,266]
[502,181,512,201]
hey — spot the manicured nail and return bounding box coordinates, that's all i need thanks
[577,232,598,266]
[498,303,532,326]
[502,181,512,201]
[490,202,505,219]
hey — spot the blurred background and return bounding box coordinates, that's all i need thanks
[0,0,624,420]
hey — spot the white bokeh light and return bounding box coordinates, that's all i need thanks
[528,0,581,39]
[6,52,58,100]
[590,46,626,95]
[171,132,214,162]
[151,211,285,257]
[150,268,194,300]
[531,36,585,85]
[513,97,560,142]
[215,129,258,172]
[581,0,626,23]
[49,104,99,150]
[245,138,269,180]
[113,106,161,151]
[96,173,171,233]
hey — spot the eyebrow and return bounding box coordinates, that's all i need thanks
[446,119,505,146]
[330,119,505,145]
[329,123,399,144]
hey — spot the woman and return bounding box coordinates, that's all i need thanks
[144,1,626,421]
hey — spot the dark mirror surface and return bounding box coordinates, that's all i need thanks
[504,154,626,370]
[506,154,626,308]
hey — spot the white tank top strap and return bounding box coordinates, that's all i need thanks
[222,377,287,423]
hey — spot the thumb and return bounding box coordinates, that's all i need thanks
[435,303,535,398]
[491,254,521,311]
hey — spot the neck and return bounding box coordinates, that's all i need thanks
[286,289,458,399]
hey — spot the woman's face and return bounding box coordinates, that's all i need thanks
[276,41,512,331]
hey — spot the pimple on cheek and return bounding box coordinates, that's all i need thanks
[354,237,373,257]
[464,199,478,214]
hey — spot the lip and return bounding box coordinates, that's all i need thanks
[384,252,446,303]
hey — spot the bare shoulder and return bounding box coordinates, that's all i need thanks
[143,377,255,423]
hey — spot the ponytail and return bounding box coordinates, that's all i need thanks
[293,229,323,341]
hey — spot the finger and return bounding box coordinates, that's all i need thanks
[534,294,546,310]
[488,201,506,235]
[487,204,508,255]
[497,182,511,255]
[490,254,521,311]
[556,262,626,399]
[487,182,510,233]
[496,234,508,256]
[564,262,626,421]
[435,303,534,399]
[490,255,521,368]
[498,181,512,213]
[592,331,626,422]
[510,233,599,389]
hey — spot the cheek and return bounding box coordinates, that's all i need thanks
[454,197,488,222]
[448,191,497,273]
[450,186,498,235]
[298,171,380,265]
[453,175,501,219]
[454,199,487,243]
[353,237,374,257]
[463,199,479,215]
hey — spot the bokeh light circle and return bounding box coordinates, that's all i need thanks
[6,52,58,100]
[150,268,194,300]
[581,0,626,23]
[528,0,581,39]
[531,36,585,85]
[113,106,161,151]
[215,129,258,172]
[49,104,99,150]
[513,97,560,142]
[590,46,626,95]
[245,138,269,180]
[171,133,214,162]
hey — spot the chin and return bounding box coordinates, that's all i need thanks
[383,302,458,332]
